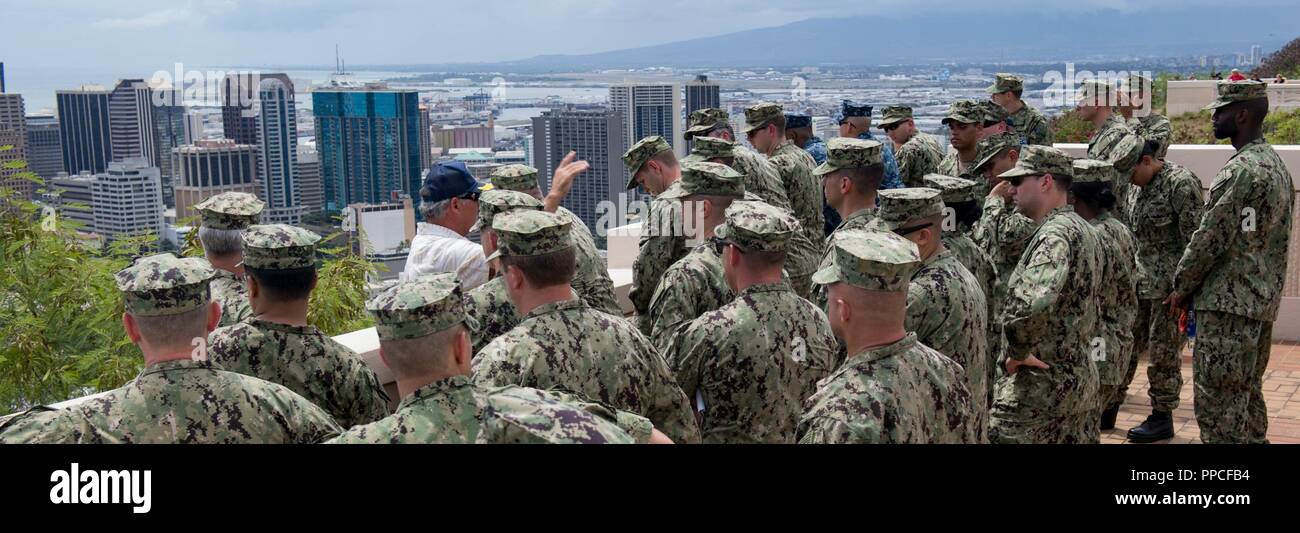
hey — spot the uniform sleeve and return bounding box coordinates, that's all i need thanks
[630,205,686,323]
[470,343,528,389]
[1173,165,1242,298]
[291,401,345,444]
[1030,115,1052,146]
[1173,172,1207,249]
[646,267,704,355]
[639,336,702,444]
[541,389,655,444]
[880,142,903,190]
[1000,234,1071,359]
[797,416,878,444]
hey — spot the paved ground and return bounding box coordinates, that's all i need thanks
[1103,340,1300,444]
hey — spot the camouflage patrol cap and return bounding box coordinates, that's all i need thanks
[660,161,745,200]
[367,273,468,341]
[871,187,945,230]
[682,136,735,164]
[813,138,883,176]
[838,100,873,124]
[923,174,980,204]
[876,105,913,128]
[490,164,540,192]
[487,209,573,261]
[240,224,321,270]
[116,253,215,317]
[714,200,799,253]
[685,108,731,139]
[478,188,543,227]
[1071,159,1116,184]
[743,102,785,133]
[194,192,264,230]
[998,145,1075,180]
[784,113,812,129]
[1204,80,1268,110]
[942,100,982,125]
[622,136,673,189]
[1075,79,1118,106]
[812,229,921,292]
[972,132,1021,172]
[979,99,1008,126]
[986,73,1024,94]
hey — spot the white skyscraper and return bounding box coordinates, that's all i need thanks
[255,77,301,224]
[608,82,683,158]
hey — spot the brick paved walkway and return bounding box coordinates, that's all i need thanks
[1104,340,1300,444]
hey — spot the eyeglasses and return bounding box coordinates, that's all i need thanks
[882,123,901,132]
[893,222,933,237]
[711,237,745,255]
[456,190,481,202]
[1006,174,1043,187]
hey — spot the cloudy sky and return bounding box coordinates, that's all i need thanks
[2,0,1291,71]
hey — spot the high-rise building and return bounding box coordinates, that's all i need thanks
[56,86,113,175]
[297,142,324,215]
[313,84,422,211]
[255,76,301,224]
[108,79,152,163]
[531,108,627,239]
[150,88,188,208]
[0,93,28,199]
[430,117,494,151]
[172,139,259,222]
[221,72,293,145]
[25,115,63,181]
[1251,45,1263,66]
[49,158,164,242]
[609,82,682,157]
[418,104,432,173]
[684,75,720,151]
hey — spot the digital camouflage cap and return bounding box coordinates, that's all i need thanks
[1205,80,1268,110]
[979,99,1008,125]
[367,273,468,342]
[714,200,799,253]
[972,132,1021,173]
[490,164,541,192]
[240,224,321,270]
[813,138,883,176]
[987,73,1024,94]
[812,229,921,292]
[923,174,980,204]
[478,188,543,227]
[1075,79,1118,106]
[659,161,746,200]
[682,136,734,164]
[1071,159,1116,184]
[998,145,1075,180]
[622,136,673,189]
[487,209,573,261]
[116,253,215,317]
[743,102,784,133]
[876,105,913,128]
[685,108,731,139]
[871,187,945,230]
[942,100,982,125]
[194,192,264,230]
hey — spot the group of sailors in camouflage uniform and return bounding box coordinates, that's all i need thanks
[0,76,1291,444]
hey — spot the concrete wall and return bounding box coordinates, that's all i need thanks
[1166,80,1300,117]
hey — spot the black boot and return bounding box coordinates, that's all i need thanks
[1100,403,1121,430]
[1127,410,1175,443]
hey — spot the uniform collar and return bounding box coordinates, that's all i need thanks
[524,298,587,320]
[399,375,473,411]
[247,317,321,336]
[140,358,221,379]
[416,222,465,239]
[922,248,955,268]
[847,332,920,365]
[739,280,792,297]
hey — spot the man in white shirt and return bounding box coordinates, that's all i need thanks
[403,161,493,289]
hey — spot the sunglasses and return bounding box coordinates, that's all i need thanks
[456,190,481,202]
[882,123,901,132]
[893,222,933,237]
[711,237,745,255]
[1006,174,1043,188]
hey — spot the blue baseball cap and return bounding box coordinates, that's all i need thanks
[420,161,492,203]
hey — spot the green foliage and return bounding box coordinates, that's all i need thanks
[1264,108,1300,144]
[1050,110,1096,144]
[307,229,385,336]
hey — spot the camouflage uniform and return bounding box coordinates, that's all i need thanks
[988,74,1052,146]
[1130,114,1173,159]
[193,192,263,328]
[489,166,620,314]
[809,138,883,309]
[798,230,979,444]
[0,407,80,444]
[684,108,791,210]
[329,275,647,444]
[872,188,990,436]
[1124,160,1204,412]
[623,136,690,333]
[1172,81,1294,444]
[838,100,904,190]
[668,201,838,443]
[472,210,701,443]
[207,225,390,429]
[58,254,341,443]
[925,174,998,316]
[745,103,822,298]
[1080,81,1143,218]
[643,162,748,353]
[989,147,1104,444]
[879,106,944,188]
[937,100,983,178]
[1074,160,1139,411]
[465,276,518,355]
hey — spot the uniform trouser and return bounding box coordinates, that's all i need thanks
[1127,298,1187,412]
[989,410,1100,444]
[789,274,813,300]
[1193,311,1271,444]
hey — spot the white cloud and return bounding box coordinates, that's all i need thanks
[92,7,195,29]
